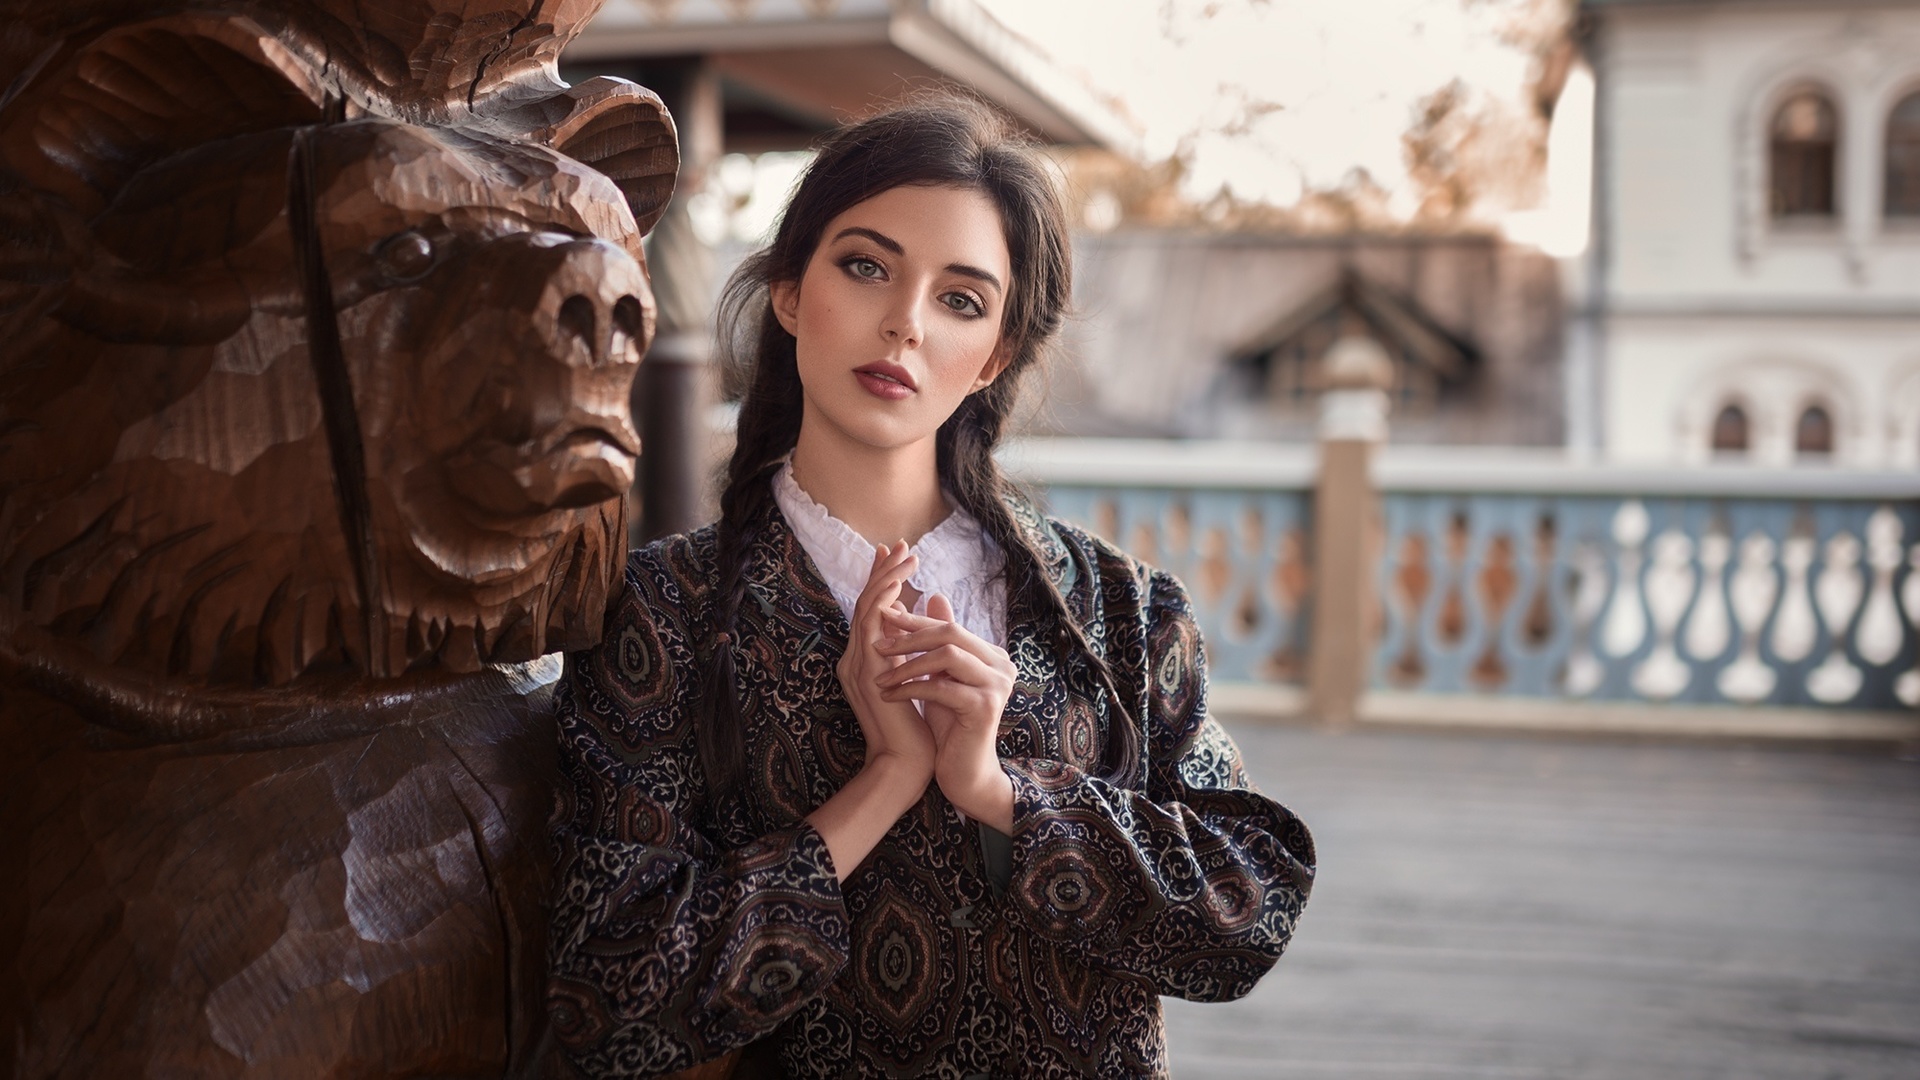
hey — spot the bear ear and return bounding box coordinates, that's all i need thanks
[526,77,680,236]
[0,13,328,216]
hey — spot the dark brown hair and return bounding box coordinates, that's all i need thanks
[701,96,1138,802]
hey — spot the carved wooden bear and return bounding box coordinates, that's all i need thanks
[0,2,676,1075]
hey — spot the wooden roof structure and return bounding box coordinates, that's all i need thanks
[1041,231,1564,445]
[1230,267,1480,386]
[565,0,1138,154]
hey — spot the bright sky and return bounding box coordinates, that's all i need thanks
[976,0,1542,212]
[699,0,1591,253]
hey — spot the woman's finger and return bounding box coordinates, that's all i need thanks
[875,621,976,657]
[868,543,914,591]
[925,592,956,623]
[879,607,943,632]
[876,644,1004,688]
[859,544,910,595]
[877,622,1012,676]
[878,676,990,714]
[853,548,916,624]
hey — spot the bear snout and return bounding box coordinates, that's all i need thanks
[407,232,650,518]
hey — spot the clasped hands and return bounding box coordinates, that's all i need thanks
[835,541,1016,833]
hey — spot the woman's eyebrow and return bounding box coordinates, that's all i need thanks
[830,226,903,254]
[945,263,1003,294]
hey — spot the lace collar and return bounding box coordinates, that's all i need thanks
[770,460,1007,648]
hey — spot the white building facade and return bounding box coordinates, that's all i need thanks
[1581,0,1920,469]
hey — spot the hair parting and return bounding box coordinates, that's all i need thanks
[698,95,1138,806]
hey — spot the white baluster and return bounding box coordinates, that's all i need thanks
[1632,530,1696,699]
[1600,500,1650,659]
[1770,526,1817,663]
[1897,546,1920,707]
[1563,541,1611,697]
[1683,523,1732,661]
[1718,532,1779,703]
[1806,531,1865,704]
[1854,507,1904,667]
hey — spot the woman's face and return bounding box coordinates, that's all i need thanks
[771,184,1012,458]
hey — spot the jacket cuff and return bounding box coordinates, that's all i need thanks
[682,821,851,1040]
[1001,757,1148,945]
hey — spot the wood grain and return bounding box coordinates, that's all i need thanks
[0,2,677,1074]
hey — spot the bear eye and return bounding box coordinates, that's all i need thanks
[376,230,436,281]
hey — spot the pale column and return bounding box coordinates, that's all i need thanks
[1308,335,1393,724]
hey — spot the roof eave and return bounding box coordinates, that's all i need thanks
[563,0,1141,155]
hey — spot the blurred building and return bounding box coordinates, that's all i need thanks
[1580,0,1920,469]
[568,1,1920,471]
[1032,232,1566,445]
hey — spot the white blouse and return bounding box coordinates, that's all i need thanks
[771,461,1007,648]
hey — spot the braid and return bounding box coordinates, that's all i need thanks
[700,269,803,805]
[698,462,776,803]
[940,394,1141,785]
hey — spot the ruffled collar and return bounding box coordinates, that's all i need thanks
[771,460,1007,648]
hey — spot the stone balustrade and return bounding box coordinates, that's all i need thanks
[1004,438,1920,725]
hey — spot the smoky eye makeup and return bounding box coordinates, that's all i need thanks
[942,290,987,318]
[824,239,996,318]
[836,252,887,281]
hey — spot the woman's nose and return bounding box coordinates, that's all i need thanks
[880,292,924,348]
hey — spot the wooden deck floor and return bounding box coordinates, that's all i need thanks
[1166,722,1920,1079]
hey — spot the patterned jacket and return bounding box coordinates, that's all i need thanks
[547,498,1315,1078]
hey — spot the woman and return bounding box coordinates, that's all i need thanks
[548,98,1315,1079]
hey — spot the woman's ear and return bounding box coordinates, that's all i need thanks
[769,279,801,337]
[970,343,1015,393]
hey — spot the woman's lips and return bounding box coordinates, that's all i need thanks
[854,363,916,400]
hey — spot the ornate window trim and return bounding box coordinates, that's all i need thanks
[1792,399,1837,458]
[1768,89,1841,219]
[1709,400,1752,457]
[1735,68,1852,264]
[1878,81,1920,224]
[1677,357,1858,466]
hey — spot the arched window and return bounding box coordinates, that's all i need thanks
[1771,90,1838,218]
[1711,403,1750,454]
[1887,92,1920,217]
[1795,404,1834,456]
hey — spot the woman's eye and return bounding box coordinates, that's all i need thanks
[845,257,884,280]
[942,292,984,317]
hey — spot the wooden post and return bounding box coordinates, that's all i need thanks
[638,326,713,541]
[1308,335,1393,724]
[635,60,723,542]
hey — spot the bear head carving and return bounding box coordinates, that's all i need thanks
[0,8,678,704]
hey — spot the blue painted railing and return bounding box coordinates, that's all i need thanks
[1007,439,1920,712]
[1041,485,1312,684]
[1374,493,1919,710]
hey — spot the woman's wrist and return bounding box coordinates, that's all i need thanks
[807,753,933,882]
[937,756,1014,834]
[864,749,935,806]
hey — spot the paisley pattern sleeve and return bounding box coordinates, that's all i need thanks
[1001,567,1316,1003]
[546,541,851,1077]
